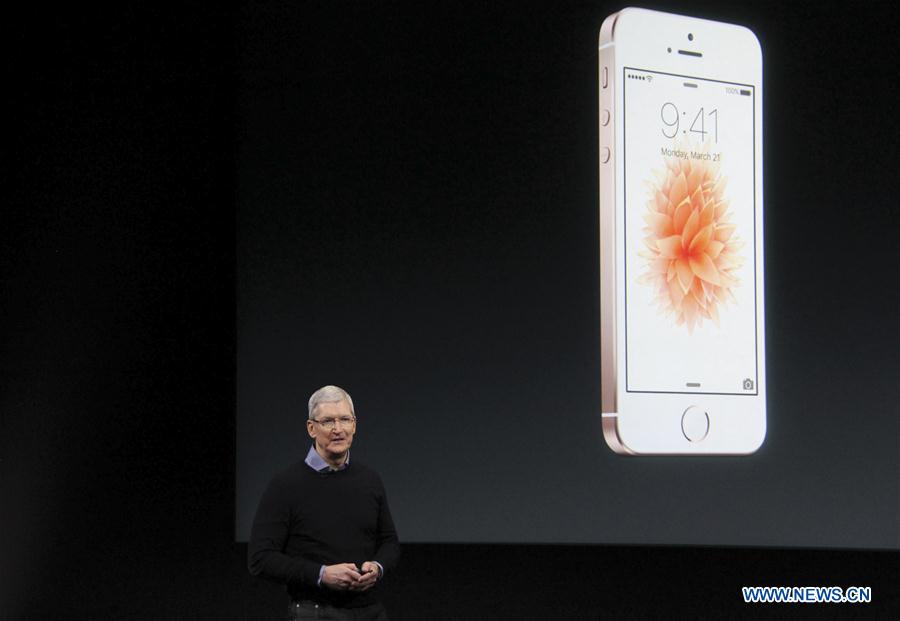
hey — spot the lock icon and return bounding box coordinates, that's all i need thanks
[742,378,754,390]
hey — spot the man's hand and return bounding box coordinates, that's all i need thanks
[321,563,362,590]
[353,561,381,591]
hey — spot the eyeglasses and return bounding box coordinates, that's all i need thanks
[311,416,356,430]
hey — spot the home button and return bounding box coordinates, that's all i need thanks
[681,406,709,442]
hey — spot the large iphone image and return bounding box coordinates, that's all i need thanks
[599,9,766,454]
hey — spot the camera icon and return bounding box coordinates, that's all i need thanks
[742,378,754,391]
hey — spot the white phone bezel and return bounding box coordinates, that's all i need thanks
[599,8,766,455]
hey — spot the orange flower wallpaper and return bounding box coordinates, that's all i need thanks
[637,153,745,333]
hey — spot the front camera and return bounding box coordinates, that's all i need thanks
[688,33,694,41]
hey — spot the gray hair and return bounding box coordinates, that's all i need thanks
[308,385,355,420]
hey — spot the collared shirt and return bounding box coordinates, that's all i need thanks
[303,445,382,585]
[304,444,350,472]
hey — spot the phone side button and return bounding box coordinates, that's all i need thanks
[602,66,608,88]
[600,147,611,163]
[681,406,709,442]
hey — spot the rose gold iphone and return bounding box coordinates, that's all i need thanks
[599,8,765,454]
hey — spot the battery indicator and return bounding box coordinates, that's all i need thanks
[740,89,751,96]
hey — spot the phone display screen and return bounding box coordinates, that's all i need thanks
[623,67,757,395]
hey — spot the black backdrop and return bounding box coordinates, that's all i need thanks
[4,2,899,620]
[235,0,900,550]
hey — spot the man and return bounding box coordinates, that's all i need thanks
[249,385,400,620]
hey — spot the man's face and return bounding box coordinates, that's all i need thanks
[307,399,355,460]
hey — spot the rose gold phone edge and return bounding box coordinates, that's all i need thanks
[598,13,629,453]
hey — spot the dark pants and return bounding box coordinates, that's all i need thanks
[288,600,389,621]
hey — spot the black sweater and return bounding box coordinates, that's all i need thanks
[248,459,400,607]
